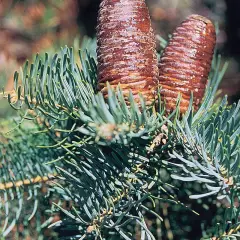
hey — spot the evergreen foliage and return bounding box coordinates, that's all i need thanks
[0,38,239,240]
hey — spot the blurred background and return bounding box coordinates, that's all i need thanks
[0,0,240,109]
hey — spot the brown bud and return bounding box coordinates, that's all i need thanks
[158,14,216,113]
[96,0,159,105]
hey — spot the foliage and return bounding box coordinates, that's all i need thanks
[0,38,239,240]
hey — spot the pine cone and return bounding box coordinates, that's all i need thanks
[158,14,216,113]
[96,0,159,105]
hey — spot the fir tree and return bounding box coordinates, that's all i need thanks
[0,1,239,239]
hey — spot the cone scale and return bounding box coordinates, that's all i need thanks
[96,0,159,105]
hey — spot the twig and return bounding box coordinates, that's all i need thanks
[0,173,57,190]
[0,90,77,112]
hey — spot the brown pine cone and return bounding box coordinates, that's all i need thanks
[158,14,216,113]
[96,0,159,105]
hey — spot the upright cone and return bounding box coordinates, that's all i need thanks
[96,0,159,105]
[158,14,216,113]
